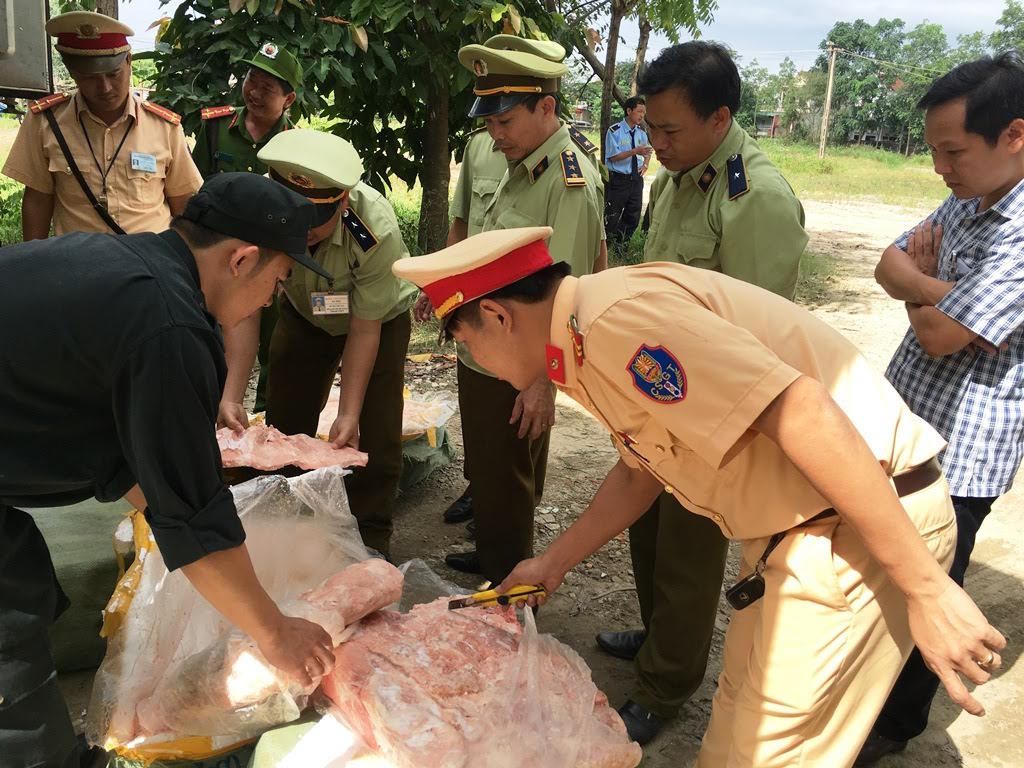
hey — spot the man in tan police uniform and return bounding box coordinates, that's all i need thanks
[394,227,1005,767]
[431,34,601,529]
[2,11,201,240]
[218,129,415,557]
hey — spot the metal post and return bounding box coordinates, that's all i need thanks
[818,42,837,159]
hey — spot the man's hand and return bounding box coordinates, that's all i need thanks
[218,400,249,433]
[253,614,336,688]
[907,220,943,278]
[329,413,360,449]
[906,578,1006,716]
[414,292,435,323]
[510,376,556,440]
[497,554,566,608]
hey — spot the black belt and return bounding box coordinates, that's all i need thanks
[725,458,942,611]
[609,170,640,179]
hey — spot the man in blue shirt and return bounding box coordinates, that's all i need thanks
[858,51,1024,765]
[604,96,651,249]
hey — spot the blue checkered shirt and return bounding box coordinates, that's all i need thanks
[886,179,1024,497]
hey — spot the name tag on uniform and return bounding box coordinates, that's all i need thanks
[310,291,349,315]
[130,152,158,173]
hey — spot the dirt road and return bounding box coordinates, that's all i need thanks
[61,199,1023,767]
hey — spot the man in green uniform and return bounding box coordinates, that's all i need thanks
[430,34,602,529]
[594,41,809,744]
[426,36,605,582]
[218,129,416,557]
[193,42,303,413]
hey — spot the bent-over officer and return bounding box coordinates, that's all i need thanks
[430,33,601,529]
[0,173,337,768]
[2,11,202,240]
[596,41,809,743]
[429,35,605,583]
[192,42,303,412]
[218,129,416,558]
[394,227,1005,767]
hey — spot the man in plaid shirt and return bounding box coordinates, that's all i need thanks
[858,52,1024,765]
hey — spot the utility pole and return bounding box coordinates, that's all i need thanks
[818,42,837,159]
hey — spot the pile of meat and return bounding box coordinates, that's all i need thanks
[217,424,367,471]
[134,559,403,739]
[321,599,643,768]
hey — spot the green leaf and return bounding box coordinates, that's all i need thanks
[371,41,397,73]
[246,0,259,15]
[490,4,508,24]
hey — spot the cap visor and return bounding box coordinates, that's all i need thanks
[290,250,334,282]
[63,52,128,75]
[468,93,531,118]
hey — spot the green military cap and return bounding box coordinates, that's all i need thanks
[483,34,566,63]
[258,128,363,225]
[458,37,567,118]
[244,42,303,92]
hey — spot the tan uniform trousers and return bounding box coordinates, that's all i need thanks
[697,476,957,768]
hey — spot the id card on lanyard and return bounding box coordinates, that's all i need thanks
[310,291,350,315]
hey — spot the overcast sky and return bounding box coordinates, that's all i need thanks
[120,0,1010,72]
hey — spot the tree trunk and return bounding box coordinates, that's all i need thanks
[599,2,625,158]
[576,39,629,107]
[417,74,451,255]
[95,0,119,18]
[630,16,651,96]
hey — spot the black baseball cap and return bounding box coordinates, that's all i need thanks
[182,172,333,281]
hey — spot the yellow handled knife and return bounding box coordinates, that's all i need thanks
[447,584,547,610]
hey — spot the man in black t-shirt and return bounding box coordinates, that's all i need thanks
[0,173,337,768]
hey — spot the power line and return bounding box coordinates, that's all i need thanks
[836,48,948,79]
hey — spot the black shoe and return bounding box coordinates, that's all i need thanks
[443,490,474,524]
[854,729,908,766]
[617,700,667,746]
[445,549,482,574]
[466,519,476,539]
[595,629,647,661]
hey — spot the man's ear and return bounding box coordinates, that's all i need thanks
[478,297,514,332]
[1005,117,1024,155]
[227,244,261,278]
[712,105,732,135]
[283,91,297,111]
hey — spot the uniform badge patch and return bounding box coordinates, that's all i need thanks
[626,345,686,403]
[696,163,717,193]
[726,154,750,200]
[260,42,279,59]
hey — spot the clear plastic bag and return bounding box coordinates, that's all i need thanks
[87,468,371,757]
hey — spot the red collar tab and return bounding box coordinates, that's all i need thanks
[426,239,553,319]
[545,344,566,384]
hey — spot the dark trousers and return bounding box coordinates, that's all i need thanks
[604,172,644,247]
[874,495,996,741]
[253,298,280,414]
[266,300,410,556]
[628,492,730,718]
[457,362,549,584]
[0,504,78,768]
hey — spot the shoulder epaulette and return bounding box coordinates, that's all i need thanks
[560,149,587,188]
[343,207,379,252]
[568,126,597,155]
[28,93,71,114]
[609,122,620,133]
[726,153,750,200]
[200,105,237,121]
[141,100,182,125]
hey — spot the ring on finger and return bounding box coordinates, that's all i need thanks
[978,650,995,667]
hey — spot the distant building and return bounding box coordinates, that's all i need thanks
[572,101,593,129]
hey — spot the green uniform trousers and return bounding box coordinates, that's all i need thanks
[0,504,78,768]
[254,299,280,414]
[628,492,730,719]
[457,362,549,584]
[266,299,410,557]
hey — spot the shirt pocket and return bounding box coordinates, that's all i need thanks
[674,231,719,270]
[124,153,168,206]
[469,177,501,231]
[47,154,72,177]
[489,204,542,231]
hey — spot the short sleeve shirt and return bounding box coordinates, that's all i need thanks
[191,107,290,178]
[604,120,649,175]
[885,182,1024,497]
[2,92,202,235]
[451,129,509,237]
[546,265,946,540]
[283,181,417,336]
[644,120,807,299]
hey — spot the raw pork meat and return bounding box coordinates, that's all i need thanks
[218,425,368,470]
[321,599,642,768]
[135,559,403,738]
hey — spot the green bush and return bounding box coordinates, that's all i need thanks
[0,176,23,246]
[609,228,647,267]
[390,196,422,257]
